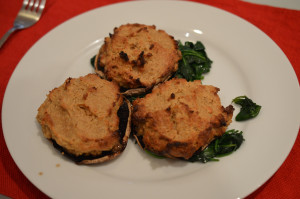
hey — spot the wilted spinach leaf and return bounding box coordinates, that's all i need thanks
[175,41,212,81]
[188,129,244,163]
[233,96,262,121]
[144,149,165,159]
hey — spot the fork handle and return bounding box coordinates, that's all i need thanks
[0,27,17,48]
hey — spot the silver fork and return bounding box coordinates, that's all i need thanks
[0,0,46,48]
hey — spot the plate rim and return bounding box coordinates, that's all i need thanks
[2,1,300,199]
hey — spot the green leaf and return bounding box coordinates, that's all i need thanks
[178,58,195,81]
[145,149,165,159]
[175,40,212,81]
[233,96,262,121]
[188,129,244,163]
[194,41,205,51]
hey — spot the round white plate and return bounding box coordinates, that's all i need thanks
[2,1,300,199]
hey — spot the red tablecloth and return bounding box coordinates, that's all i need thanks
[0,0,299,198]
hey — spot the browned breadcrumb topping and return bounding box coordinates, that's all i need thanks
[36,74,123,157]
[132,78,234,159]
[96,23,181,89]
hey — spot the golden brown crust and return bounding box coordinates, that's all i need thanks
[79,98,132,164]
[36,74,130,163]
[132,78,234,159]
[95,23,181,90]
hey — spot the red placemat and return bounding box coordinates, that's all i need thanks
[0,0,299,198]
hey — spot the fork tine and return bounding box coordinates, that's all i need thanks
[37,0,46,15]
[21,0,29,10]
[33,0,40,12]
[28,0,35,10]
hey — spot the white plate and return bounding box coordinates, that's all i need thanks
[2,1,300,199]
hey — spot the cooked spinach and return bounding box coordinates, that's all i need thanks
[233,96,262,121]
[188,129,244,163]
[144,149,165,159]
[175,41,212,81]
[144,129,244,162]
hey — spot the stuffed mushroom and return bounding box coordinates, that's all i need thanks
[94,23,181,96]
[36,74,131,164]
[132,78,234,160]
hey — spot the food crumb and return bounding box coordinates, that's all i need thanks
[38,172,43,176]
[56,164,60,167]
